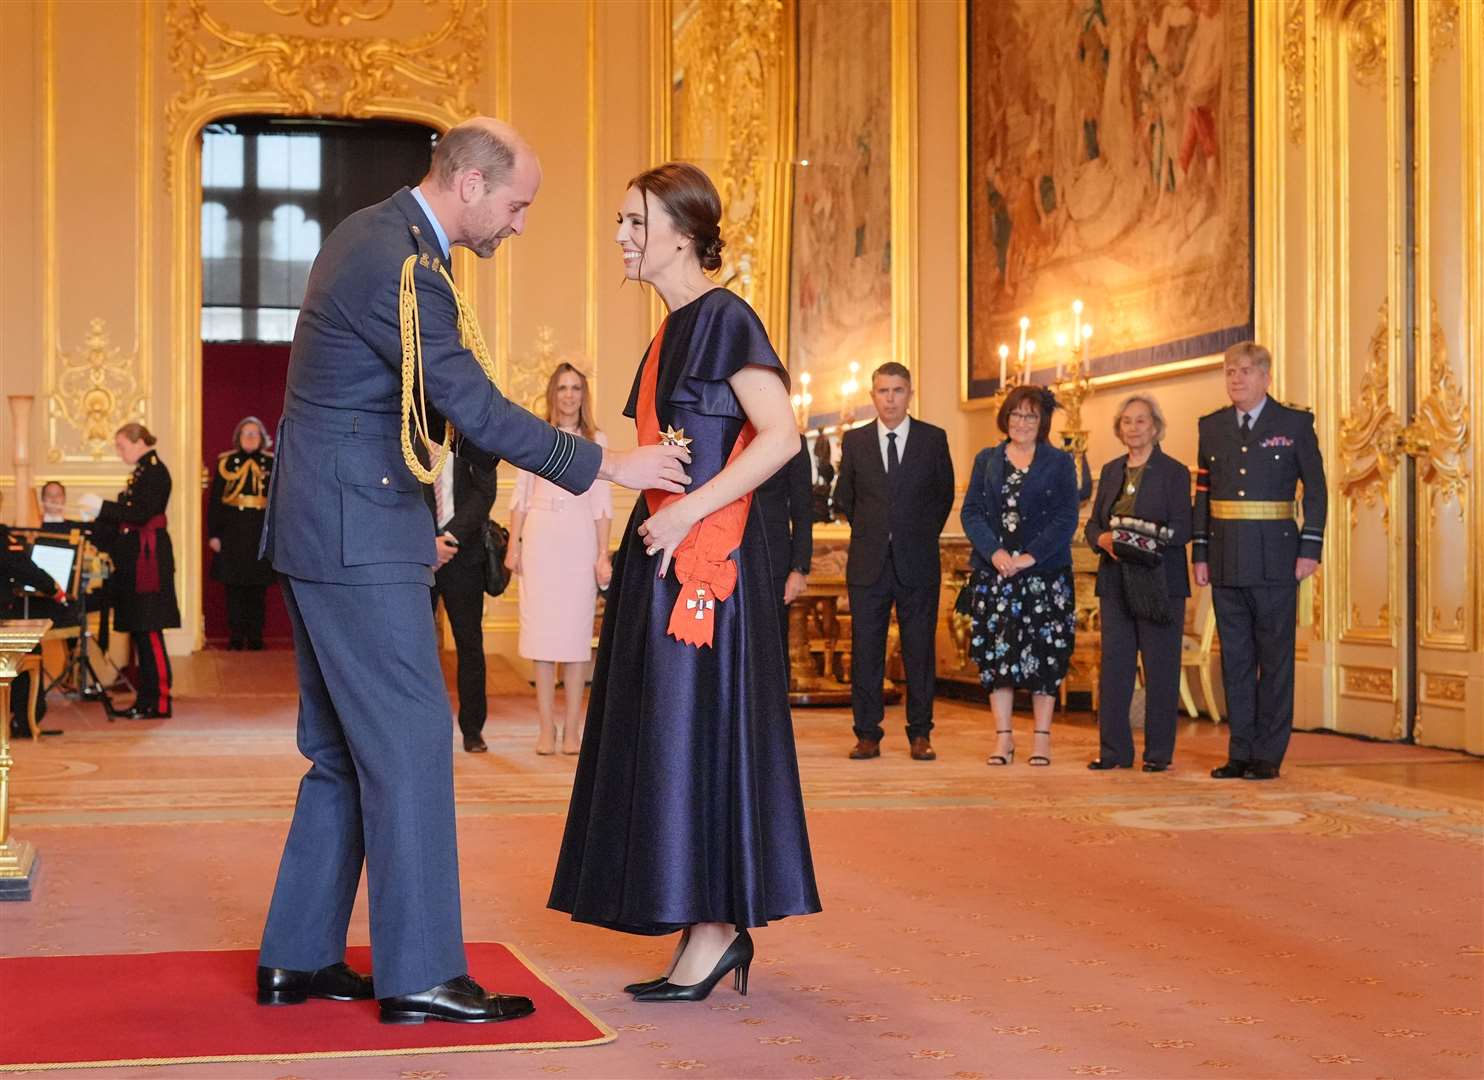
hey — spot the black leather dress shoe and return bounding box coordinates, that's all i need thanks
[122,706,171,720]
[1244,761,1280,780]
[1087,759,1132,770]
[379,975,535,1024]
[257,961,374,1005]
[1142,761,1171,773]
[463,734,488,753]
[1210,760,1250,779]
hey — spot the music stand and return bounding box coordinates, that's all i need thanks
[20,528,130,719]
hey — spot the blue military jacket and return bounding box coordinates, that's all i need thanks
[262,187,600,586]
[1191,397,1327,586]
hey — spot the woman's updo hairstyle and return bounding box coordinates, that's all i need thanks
[628,161,726,273]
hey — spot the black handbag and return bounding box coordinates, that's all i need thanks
[481,519,512,598]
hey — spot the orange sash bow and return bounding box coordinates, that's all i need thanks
[637,321,755,649]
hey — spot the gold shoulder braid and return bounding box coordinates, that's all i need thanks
[219,454,267,509]
[398,254,499,484]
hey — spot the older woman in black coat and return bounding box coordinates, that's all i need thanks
[1085,394,1192,772]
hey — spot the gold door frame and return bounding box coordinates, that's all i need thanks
[162,0,492,649]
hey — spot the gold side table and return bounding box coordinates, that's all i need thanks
[1,618,51,901]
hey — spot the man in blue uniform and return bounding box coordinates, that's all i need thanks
[1192,342,1326,781]
[255,118,690,1025]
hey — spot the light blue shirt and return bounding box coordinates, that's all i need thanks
[1238,395,1269,430]
[410,185,451,260]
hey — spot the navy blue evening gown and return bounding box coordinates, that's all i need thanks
[548,288,821,934]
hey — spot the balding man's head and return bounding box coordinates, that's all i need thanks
[422,117,542,258]
[428,118,530,192]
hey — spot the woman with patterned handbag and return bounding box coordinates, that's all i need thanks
[1085,393,1192,772]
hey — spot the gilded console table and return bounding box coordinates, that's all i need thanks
[0,618,51,901]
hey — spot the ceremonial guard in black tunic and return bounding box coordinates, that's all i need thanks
[90,424,181,720]
[1193,343,1326,781]
[208,418,275,650]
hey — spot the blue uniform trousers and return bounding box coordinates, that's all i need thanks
[1212,583,1298,766]
[258,575,465,998]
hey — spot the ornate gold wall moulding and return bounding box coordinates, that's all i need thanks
[1429,605,1466,635]
[1338,299,1399,523]
[1340,663,1394,701]
[163,0,486,190]
[1345,0,1388,89]
[47,317,146,464]
[264,0,394,28]
[1283,0,1306,143]
[1430,0,1460,58]
[668,0,788,334]
[1346,600,1392,641]
[1413,304,1471,521]
[515,325,561,420]
[1421,670,1468,708]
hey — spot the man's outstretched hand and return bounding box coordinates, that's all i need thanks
[599,444,692,493]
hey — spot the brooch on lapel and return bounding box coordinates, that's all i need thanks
[1260,435,1294,448]
[660,425,693,449]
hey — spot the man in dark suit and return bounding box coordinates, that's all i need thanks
[425,452,499,753]
[834,362,955,761]
[754,433,813,663]
[1193,342,1327,781]
[256,118,690,1026]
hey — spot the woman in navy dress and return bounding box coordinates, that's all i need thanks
[550,163,820,1001]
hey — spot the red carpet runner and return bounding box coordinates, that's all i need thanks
[0,942,614,1071]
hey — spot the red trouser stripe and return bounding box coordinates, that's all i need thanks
[149,631,171,711]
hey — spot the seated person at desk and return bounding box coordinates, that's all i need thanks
[2,494,67,737]
[40,480,87,530]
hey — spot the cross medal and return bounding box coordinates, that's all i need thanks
[686,586,715,621]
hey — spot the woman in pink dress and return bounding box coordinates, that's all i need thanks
[507,364,614,754]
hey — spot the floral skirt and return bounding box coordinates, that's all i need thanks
[968,565,1077,696]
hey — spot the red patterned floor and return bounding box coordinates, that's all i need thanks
[3,653,1480,1078]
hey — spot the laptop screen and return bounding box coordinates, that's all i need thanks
[24,540,77,595]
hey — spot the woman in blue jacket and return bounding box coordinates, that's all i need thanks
[960,386,1081,766]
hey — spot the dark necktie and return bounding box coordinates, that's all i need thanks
[1240,412,1252,442]
[886,431,900,476]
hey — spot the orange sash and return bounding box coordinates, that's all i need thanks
[637,321,755,649]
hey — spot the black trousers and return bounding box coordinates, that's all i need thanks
[131,630,173,714]
[430,554,487,738]
[1097,588,1186,766]
[225,583,268,645]
[1212,583,1298,766]
[849,547,939,742]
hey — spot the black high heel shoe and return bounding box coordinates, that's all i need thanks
[987,728,1015,766]
[633,930,753,1002]
[624,976,667,994]
[1028,727,1052,766]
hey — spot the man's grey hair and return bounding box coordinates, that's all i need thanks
[1223,340,1272,373]
[1112,392,1168,443]
[429,122,516,191]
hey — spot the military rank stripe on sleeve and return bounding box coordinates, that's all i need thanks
[1301,529,1324,540]
[539,428,576,481]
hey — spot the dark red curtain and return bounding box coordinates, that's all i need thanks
[201,343,292,646]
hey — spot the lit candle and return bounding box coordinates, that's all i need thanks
[1055,333,1068,381]
[1072,299,1084,353]
[998,343,1009,386]
[1024,338,1037,381]
[1017,316,1030,363]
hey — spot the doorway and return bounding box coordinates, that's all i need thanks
[197,116,435,647]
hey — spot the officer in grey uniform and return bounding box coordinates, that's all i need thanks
[255,119,689,1025]
[1192,342,1326,781]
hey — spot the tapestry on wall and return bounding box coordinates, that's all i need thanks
[788,0,893,427]
[966,0,1252,399]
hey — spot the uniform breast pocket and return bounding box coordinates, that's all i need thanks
[335,445,434,567]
